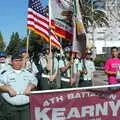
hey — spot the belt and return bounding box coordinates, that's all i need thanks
[42,74,70,82]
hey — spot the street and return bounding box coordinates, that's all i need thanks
[93,70,108,86]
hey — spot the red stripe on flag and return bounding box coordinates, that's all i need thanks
[28,25,62,49]
[27,8,62,49]
[55,26,73,40]
[28,11,49,25]
[28,25,49,40]
[27,18,49,32]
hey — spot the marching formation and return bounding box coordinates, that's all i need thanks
[35,47,96,90]
[1,45,120,120]
[0,47,96,120]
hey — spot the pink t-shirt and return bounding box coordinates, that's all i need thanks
[104,58,120,84]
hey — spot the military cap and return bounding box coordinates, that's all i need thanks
[0,52,7,57]
[11,53,23,60]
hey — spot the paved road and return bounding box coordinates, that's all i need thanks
[93,70,108,86]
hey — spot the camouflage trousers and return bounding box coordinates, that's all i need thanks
[40,77,58,90]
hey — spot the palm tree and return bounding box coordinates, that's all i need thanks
[79,0,109,31]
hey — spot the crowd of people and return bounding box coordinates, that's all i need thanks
[0,46,96,119]
[36,47,96,89]
[0,46,120,120]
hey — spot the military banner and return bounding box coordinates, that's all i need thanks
[72,0,87,56]
[30,85,120,120]
[51,0,73,40]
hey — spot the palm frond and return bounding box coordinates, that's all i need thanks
[79,0,109,30]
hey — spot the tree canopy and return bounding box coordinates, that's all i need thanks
[6,32,21,55]
[0,32,5,51]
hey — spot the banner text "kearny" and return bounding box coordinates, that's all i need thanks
[35,100,120,120]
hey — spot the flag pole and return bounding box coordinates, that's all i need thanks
[26,29,30,57]
[49,0,52,53]
[70,0,77,85]
[48,0,53,75]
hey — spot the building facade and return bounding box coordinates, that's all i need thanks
[87,0,120,54]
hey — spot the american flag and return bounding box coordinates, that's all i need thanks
[27,0,62,49]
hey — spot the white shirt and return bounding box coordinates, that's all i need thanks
[82,59,96,81]
[73,58,82,74]
[59,59,71,78]
[0,63,12,73]
[25,60,39,75]
[39,56,47,69]
[0,68,37,105]
[40,56,58,72]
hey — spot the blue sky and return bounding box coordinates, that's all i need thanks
[0,0,28,45]
[0,0,48,45]
[0,0,103,45]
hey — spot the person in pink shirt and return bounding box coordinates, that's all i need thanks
[105,47,120,84]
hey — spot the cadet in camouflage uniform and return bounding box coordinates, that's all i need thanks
[80,50,96,87]
[39,48,59,90]
[70,53,83,87]
[0,53,38,120]
[59,47,74,88]
[0,52,12,119]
